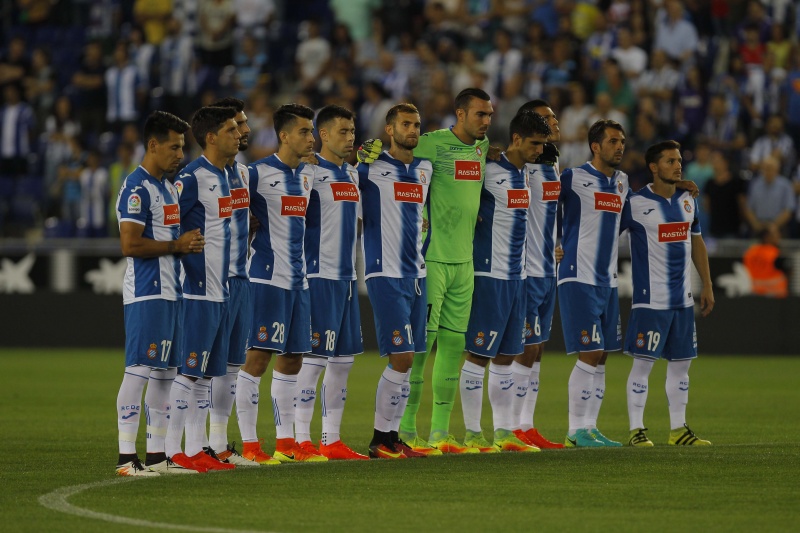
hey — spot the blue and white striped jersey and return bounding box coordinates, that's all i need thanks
[525,160,560,278]
[358,152,431,280]
[474,154,529,280]
[305,154,360,281]
[117,166,182,304]
[226,160,250,279]
[621,185,701,310]
[558,163,630,288]
[175,156,232,302]
[248,154,314,290]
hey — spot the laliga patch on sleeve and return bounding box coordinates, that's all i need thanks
[128,194,142,214]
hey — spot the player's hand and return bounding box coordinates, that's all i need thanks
[699,285,715,317]
[676,179,700,198]
[356,138,382,164]
[487,144,503,161]
[302,153,319,165]
[176,228,205,254]
[555,245,564,263]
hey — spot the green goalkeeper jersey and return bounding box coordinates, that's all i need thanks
[414,128,489,263]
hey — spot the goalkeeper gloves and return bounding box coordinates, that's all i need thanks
[356,138,382,164]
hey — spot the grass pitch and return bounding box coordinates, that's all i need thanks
[1,349,798,532]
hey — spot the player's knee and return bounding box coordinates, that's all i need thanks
[389,352,413,373]
[466,352,489,367]
[243,349,270,376]
[493,354,515,366]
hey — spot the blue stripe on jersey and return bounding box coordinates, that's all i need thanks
[558,168,579,281]
[400,162,423,278]
[539,165,558,277]
[474,186,496,273]
[627,215,651,307]
[660,199,687,308]
[595,205,617,285]
[285,165,306,286]
[248,172,274,281]
[306,188,321,276]
[358,164,383,277]
[227,162,249,278]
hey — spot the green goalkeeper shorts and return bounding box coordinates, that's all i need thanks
[425,261,474,334]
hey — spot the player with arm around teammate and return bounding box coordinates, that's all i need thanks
[621,140,714,447]
[459,110,550,454]
[359,103,432,459]
[114,111,204,476]
[293,104,369,460]
[164,106,241,472]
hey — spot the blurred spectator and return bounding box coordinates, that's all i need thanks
[743,225,788,298]
[523,44,550,100]
[378,52,410,101]
[560,82,593,143]
[684,141,715,233]
[735,0,772,44]
[450,49,484,97]
[703,150,746,238]
[750,114,796,177]
[495,0,531,36]
[560,122,590,170]
[359,81,393,141]
[0,36,30,91]
[581,10,615,83]
[198,0,236,74]
[543,37,577,91]
[160,17,198,120]
[107,142,137,237]
[42,96,80,206]
[79,149,109,237]
[653,0,699,64]
[595,58,635,117]
[128,26,157,91]
[635,50,681,127]
[233,0,276,43]
[483,28,523,100]
[784,48,800,148]
[134,0,173,46]
[86,0,122,46]
[620,112,659,191]
[698,93,746,161]
[119,123,146,163]
[105,41,146,133]
[330,0,382,44]
[295,19,331,92]
[246,92,278,161]
[172,0,199,37]
[54,137,86,227]
[23,46,55,127]
[71,42,107,141]
[588,92,628,132]
[743,156,795,236]
[674,64,707,146]
[766,23,791,70]
[611,26,647,81]
[0,84,36,177]
[410,42,444,109]
[233,33,269,100]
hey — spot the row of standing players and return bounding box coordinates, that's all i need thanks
[114,87,714,476]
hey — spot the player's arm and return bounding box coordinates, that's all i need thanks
[120,222,204,258]
[690,234,714,317]
[676,179,700,198]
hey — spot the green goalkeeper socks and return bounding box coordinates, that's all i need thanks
[429,328,465,436]
[399,332,436,436]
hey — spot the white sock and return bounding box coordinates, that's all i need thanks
[666,359,691,429]
[165,374,194,457]
[209,365,239,451]
[460,360,485,433]
[627,358,654,430]
[585,364,606,429]
[117,365,150,455]
[294,357,327,443]
[519,362,540,431]
[392,370,411,432]
[145,367,176,454]
[374,366,405,432]
[488,362,514,432]
[271,370,298,440]
[321,356,354,445]
[568,361,596,434]
[185,378,210,456]
[235,369,261,443]
[509,361,531,431]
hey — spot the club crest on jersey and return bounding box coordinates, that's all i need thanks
[636,333,645,349]
[311,332,321,348]
[474,331,486,347]
[418,170,427,183]
[147,343,158,359]
[392,330,404,346]
[684,199,693,213]
[580,330,591,346]
[618,181,624,194]
[128,194,141,214]
[258,326,268,342]
[303,175,309,191]
[476,146,483,156]
[186,352,198,368]
[524,323,532,338]
[175,181,184,196]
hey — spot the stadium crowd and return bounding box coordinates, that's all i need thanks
[1,0,800,240]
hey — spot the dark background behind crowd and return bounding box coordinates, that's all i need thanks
[0,0,799,244]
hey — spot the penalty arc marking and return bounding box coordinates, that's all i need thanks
[38,478,278,533]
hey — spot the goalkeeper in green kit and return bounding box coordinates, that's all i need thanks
[359,88,494,454]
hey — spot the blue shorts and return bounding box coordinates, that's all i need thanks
[624,307,697,361]
[366,277,427,356]
[466,277,525,358]
[250,283,311,355]
[224,277,252,366]
[558,282,621,354]
[124,299,181,369]
[524,276,557,345]
[180,299,228,378]
[309,278,364,357]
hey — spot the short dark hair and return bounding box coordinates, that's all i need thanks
[645,140,681,169]
[509,111,551,140]
[211,97,245,113]
[454,88,491,112]
[273,103,315,139]
[191,106,237,149]
[386,103,420,125]
[588,119,625,150]
[517,99,550,115]
[143,111,190,143]
[316,104,356,131]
